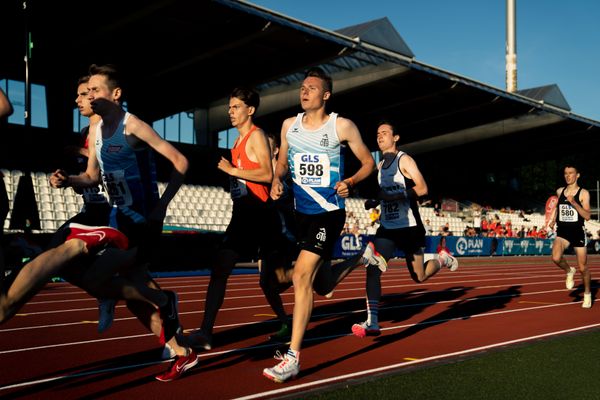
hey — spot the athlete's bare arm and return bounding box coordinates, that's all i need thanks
[271,117,294,200]
[50,125,102,189]
[125,115,189,220]
[217,128,273,184]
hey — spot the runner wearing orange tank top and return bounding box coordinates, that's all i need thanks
[188,87,282,350]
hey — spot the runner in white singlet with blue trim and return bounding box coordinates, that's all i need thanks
[50,64,196,381]
[264,67,375,383]
[351,121,458,339]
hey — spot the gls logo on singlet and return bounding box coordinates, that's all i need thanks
[107,145,123,153]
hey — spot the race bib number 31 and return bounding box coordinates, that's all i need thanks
[103,170,133,207]
[293,153,330,187]
[558,204,578,222]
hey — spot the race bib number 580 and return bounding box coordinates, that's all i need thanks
[293,153,330,187]
[558,204,578,222]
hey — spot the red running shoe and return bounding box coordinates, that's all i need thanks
[155,349,199,382]
[67,223,129,251]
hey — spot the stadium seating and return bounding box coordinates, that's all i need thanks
[3,169,600,239]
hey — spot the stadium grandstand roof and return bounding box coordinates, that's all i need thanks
[2,0,600,196]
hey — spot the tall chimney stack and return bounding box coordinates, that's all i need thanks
[506,0,517,92]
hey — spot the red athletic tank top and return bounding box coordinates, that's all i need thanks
[230,125,270,202]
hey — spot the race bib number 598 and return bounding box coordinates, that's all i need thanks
[293,153,330,187]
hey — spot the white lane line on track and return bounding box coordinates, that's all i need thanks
[231,322,600,400]
[0,288,587,353]
[0,280,579,333]
[2,306,596,394]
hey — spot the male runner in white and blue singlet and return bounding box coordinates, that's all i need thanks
[264,67,375,383]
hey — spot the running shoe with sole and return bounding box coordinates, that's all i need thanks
[566,267,576,290]
[67,223,129,252]
[363,242,387,272]
[155,349,198,382]
[582,292,593,309]
[97,298,116,333]
[351,321,381,338]
[263,350,300,383]
[439,250,459,272]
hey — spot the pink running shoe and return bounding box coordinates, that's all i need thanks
[351,321,381,338]
[67,223,129,251]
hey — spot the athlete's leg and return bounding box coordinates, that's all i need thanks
[405,251,441,283]
[551,237,571,272]
[574,247,590,292]
[363,238,394,327]
[289,250,323,352]
[312,255,361,296]
[259,251,293,324]
[200,248,238,336]
[0,239,87,323]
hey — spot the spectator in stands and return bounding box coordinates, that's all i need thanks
[433,202,441,216]
[369,207,380,223]
[548,164,592,308]
[481,217,489,234]
[366,220,378,236]
[188,87,282,353]
[347,120,457,344]
[472,205,482,235]
[264,67,375,383]
[440,222,452,236]
[423,218,433,236]
[351,222,361,238]
[517,225,526,238]
[50,64,192,381]
[436,235,452,255]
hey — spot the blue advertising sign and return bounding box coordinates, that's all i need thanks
[332,234,553,258]
[333,234,369,258]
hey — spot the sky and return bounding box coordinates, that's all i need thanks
[248,0,600,122]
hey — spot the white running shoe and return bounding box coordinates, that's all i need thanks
[439,250,459,272]
[263,350,300,383]
[161,343,177,360]
[97,298,116,333]
[582,292,592,309]
[363,242,387,272]
[566,267,576,290]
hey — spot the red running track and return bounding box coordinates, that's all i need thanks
[1,255,600,399]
